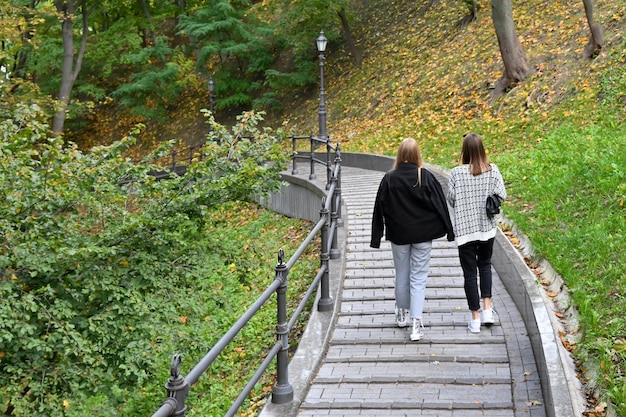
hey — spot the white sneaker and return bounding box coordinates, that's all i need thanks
[481,308,495,327]
[468,318,481,333]
[410,318,424,341]
[395,306,408,328]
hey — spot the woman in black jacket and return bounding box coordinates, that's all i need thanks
[370,138,454,341]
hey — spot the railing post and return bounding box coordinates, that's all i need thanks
[308,134,316,180]
[329,170,341,260]
[187,145,198,166]
[291,136,298,175]
[318,198,333,311]
[271,249,293,403]
[325,141,332,190]
[163,354,189,416]
[334,146,344,228]
[171,150,177,170]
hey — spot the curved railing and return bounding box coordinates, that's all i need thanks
[151,139,342,417]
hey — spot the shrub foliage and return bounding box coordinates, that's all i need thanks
[0,106,289,415]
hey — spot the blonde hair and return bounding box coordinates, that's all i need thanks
[461,133,491,176]
[394,138,423,169]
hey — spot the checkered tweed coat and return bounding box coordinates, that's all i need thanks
[446,164,507,246]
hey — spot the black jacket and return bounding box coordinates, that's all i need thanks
[370,163,454,248]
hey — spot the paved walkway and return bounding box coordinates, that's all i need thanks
[262,166,549,417]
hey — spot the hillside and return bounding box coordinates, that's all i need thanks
[283,0,623,161]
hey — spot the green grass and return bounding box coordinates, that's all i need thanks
[498,120,626,409]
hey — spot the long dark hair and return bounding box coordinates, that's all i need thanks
[461,133,491,176]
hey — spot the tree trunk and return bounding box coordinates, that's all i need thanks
[174,0,186,13]
[52,0,88,134]
[457,0,477,28]
[582,0,604,60]
[337,7,362,68]
[489,0,530,104]
[12,10,35,80]
[137,0,157,47]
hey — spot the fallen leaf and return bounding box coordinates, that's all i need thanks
[594,402,608,412]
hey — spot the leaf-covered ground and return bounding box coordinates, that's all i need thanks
[285,0,624,163]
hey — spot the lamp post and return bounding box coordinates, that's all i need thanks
[316,31,328,145]
[208,78,215,113]
[208,77,215,133]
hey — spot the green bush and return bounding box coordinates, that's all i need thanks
[0,106,293,416]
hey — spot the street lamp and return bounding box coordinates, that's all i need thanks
[316,31,328,145]
[208,77,215,133]
[208,77,215,114]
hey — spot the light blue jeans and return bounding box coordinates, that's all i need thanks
[391,241,432,319]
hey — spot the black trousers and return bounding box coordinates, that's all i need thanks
[458,238,495,311]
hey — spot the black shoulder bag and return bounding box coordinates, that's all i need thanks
[485,169,501,217]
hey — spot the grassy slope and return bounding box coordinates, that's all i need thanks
[275,0,626,413]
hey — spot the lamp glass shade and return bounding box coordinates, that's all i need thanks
[316,31,328,53]
[208,78,214,92]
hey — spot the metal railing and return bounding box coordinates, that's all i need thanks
[151,139,342,417]
[145,140,206,179]
[290,134,337,189]
[151,135,256,178]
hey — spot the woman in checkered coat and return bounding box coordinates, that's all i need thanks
[447,133,507,334]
